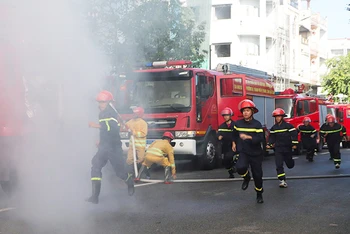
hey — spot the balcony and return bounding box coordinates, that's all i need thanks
[310,42,318,58]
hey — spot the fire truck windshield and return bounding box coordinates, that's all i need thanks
[275,98,293,118]
[117,77,192,114]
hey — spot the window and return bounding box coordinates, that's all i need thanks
[214,5,231,20]
[196,74,214,99]
[297,100,311,116]
[331,49,343,56]
[215,44,231,57]
[310,100,317,113]
[220,78,243,97]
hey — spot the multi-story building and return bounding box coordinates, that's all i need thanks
[328,38,350,58]
[186,0,327,92]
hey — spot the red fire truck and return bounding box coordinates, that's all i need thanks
[275,87,332,153]
[326,104,350,148]
[110,61,275,170]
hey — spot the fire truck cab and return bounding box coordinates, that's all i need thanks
[275,87,330,153]
[111,61,275,170]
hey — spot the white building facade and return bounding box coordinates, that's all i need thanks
[209,0,327,92]
[328,38,350,58]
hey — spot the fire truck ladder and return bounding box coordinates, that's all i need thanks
[216,63,271,80]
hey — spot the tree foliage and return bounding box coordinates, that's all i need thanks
[87,0,207,73]
[322,53,350,100]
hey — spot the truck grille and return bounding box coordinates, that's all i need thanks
[145,118,176,129]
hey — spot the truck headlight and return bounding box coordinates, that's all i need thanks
[119,132,129,139]
[175,131,196,138]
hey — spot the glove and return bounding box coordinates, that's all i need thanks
[172,174,177,180]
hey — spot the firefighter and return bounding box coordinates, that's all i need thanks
[86,90,134,204]
[320,115,346,169]
[125,107,148,175]
[217,107,238,178]
[267,108,298,188]
[136,132,176,183]
[297,117,319,162]
[232,99,264,204]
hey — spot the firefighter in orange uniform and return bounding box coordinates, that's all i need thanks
[86,90,134,204]
[125,107,148,172]
[136,132,176,183]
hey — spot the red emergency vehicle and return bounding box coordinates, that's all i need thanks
[326,104,350,148]
[275,87,332,153]
[110,61,275,170]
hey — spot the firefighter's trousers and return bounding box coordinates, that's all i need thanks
[91,144,127,181]
[302,140,316,160]
[222,144,237,169]
[142,155,171,168]
[236,152,263,192]
[126,146,145,165]
[275,150,295,180]
[327,141,341,164]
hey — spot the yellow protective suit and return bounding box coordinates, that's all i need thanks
[125,118,148,165]
[142,139,176,175]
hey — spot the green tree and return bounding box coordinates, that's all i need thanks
[322,53,350,101]
[87,0,207,72]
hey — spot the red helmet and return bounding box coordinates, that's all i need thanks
[303,117,311,123]
[163,132,174,140]
[133,107,144,118]
[238,99,258,113]
[326,115,335,123]
[272,108,286,117]
[96,90,114,102]
[221,107,233,116]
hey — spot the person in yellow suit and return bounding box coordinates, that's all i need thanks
[135,132,176,184]
[125,107,148,169]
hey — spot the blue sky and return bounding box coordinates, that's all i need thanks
[310,0,350,38]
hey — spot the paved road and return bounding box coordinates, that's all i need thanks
[1,148,350,234]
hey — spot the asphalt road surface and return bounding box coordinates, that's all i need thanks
[1,148,350,234]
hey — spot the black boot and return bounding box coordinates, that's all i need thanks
[228,168,235,178]
[125,173,135,196]
[241,173,251,190]
[256,192,264,204]
[86,180,101,204]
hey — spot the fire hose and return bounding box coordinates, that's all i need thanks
[137,174,350,184]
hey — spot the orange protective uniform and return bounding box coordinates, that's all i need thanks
[143,139,176,175]
[125,118,148,165]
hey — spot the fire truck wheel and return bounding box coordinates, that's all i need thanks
[199,135,217,170]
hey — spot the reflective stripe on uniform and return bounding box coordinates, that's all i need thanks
[146,147,164,156]
[170,164,175,167]
[242,170,249,177]
[218,129,233,132]
[99,118,120,131]
[91,177,102,181]
[270,129,289,133]
[333,159,341,162]
[320,128,343,134]
[255,187,263,192]
[130,137,146,148]
[299,130,317,133]
[135,131,146,138]
[234,126,263,133]
[289,128,296,132]
[278,173,285,178]
[292,141,299,144]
